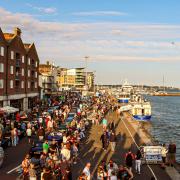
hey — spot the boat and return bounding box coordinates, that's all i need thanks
[117,81,133,103]
[131,95,151,121]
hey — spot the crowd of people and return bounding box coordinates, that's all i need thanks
[18,92,113,180]
[0,91,178,180]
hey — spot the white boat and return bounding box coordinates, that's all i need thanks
[118,80,133,103]
[130,95,151,121]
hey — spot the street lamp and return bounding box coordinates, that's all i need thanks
[84,56,89,90]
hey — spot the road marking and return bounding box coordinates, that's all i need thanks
[121,115,158,180]
[6,164,21,174]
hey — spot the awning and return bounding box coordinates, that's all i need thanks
[0,106,19,113]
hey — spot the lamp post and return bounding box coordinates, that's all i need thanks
[84,56,89,90]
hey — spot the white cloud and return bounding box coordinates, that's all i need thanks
[72,11,128,16]
[0,6,180,65]
[26,3,57,14]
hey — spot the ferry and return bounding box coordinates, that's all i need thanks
[131,96,151,121]
[118,81,133,103]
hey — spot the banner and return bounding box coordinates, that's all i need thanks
[142,146,162,164]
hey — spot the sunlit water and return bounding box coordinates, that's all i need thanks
[147,96,180,162]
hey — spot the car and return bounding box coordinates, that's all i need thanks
[29,141,43,156]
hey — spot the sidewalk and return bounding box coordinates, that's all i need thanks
[72,111,172,180]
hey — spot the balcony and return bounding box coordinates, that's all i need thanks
[15,73,20,81]
[31,63,36,68]
[16,59,20,67]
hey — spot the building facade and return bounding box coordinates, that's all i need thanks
[0,27,39,110]
[39,61,58,96]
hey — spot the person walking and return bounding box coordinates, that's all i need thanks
[135,149,142,174]
[26,127,32,144]
[168,141,176,167]
[161,144,168,168]
[83,162,91,180]
[102,118,108,130]
[109,131,117,152]
[125,149,134,172]
[11,127,18,146]
[100,131,108,151]
[109,120,115,131]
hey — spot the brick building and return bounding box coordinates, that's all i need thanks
[0,27,39,110]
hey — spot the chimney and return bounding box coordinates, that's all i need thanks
[14,27,21,37]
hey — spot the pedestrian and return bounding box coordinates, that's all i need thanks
[125,149,134,172]
[26,127,32,144]
[37,126,45,141]
[43,140,49,155]
[28,163,37,180]
[11,127,18,146]
[135,149,142,174]
[0,146,4,168]
[168,141,176,167]
[161,144,168,168]
[83,162,91,180]
[109,131,117,152]
[102,118,108,130]
[117,165,133,180]
[109,120,115,131]
[100,131,108,151]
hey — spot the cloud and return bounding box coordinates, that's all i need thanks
[26,3,57,14]
[72,11,128,16]
[0,6,180,65]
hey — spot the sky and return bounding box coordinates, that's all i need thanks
[0,0,180,87]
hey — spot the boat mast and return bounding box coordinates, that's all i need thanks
[163,75,165,93]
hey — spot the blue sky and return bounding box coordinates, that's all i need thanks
[0,0,180,86]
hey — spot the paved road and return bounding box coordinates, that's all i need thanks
[0,137,31,180]
[72,111,171,180]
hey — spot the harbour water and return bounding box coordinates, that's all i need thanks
[147,96,180,162]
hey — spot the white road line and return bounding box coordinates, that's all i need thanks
[6,164,21,174]
[121,116,158,180]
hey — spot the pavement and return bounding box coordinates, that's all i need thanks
[72,111,172,180]
[0,137,31,180]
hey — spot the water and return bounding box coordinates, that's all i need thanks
[147,96,180,162]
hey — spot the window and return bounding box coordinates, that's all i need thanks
[11,51,14,60]
[35,61,38,67]
[0,79,3,88]
[35,72,37,78]
[28,70,30,77]
[22,68,24,76]
[22,56,24,63]
[35,82,37,88]
[0,47,4,56]
[10,80,13,88]
[28,58,30,65]
[21,81,24,88]
[28,81,30,88]
[10,66,13,74]
[0,63,4,73]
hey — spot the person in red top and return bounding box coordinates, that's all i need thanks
[16,112,20,122]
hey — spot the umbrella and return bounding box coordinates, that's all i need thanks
[0,106,19,113]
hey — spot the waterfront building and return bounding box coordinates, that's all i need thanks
[87,72,95,91]
[39,61,58,96]
[0,27,39,110]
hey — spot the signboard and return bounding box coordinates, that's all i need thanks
[142,146,162,164]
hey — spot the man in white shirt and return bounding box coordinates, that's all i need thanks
[83,162,91,180]
[61,145,70,161]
